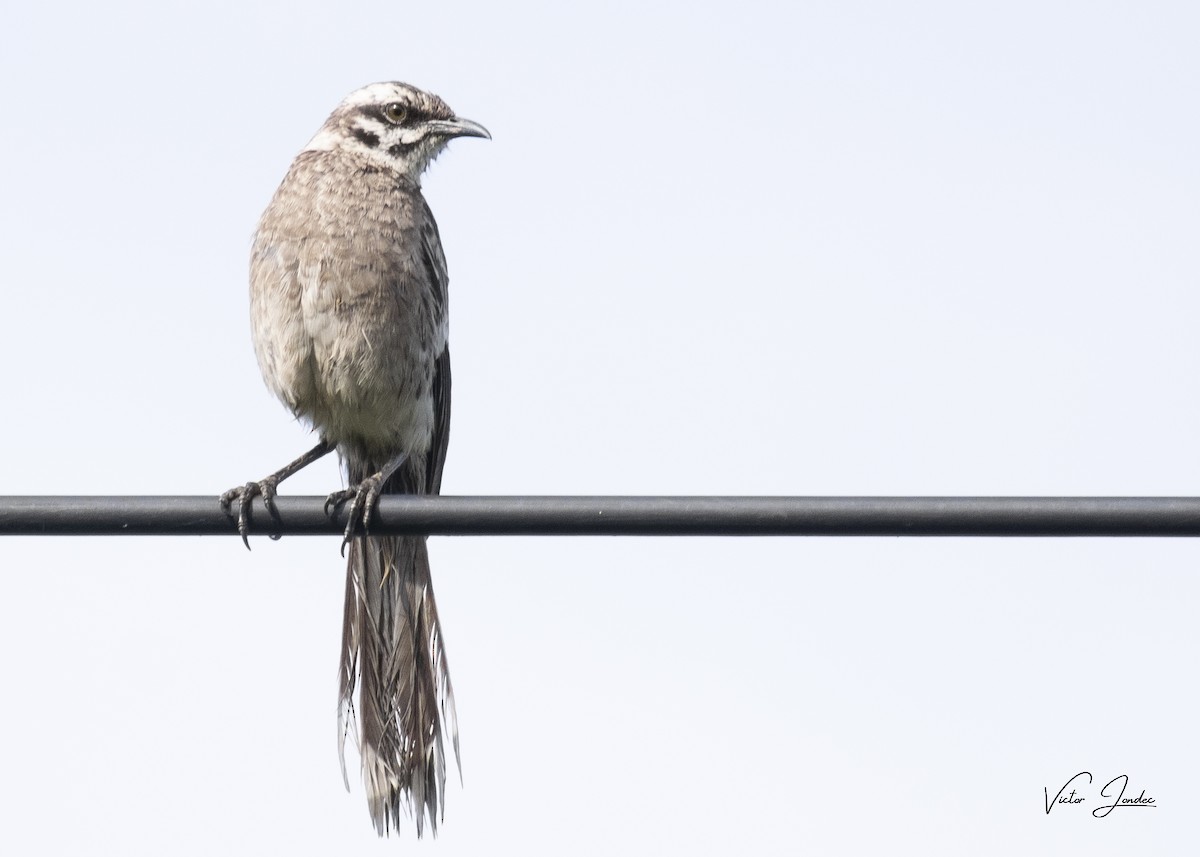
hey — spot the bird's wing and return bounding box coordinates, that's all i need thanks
[427,345,451,495]
[419,206,451,496]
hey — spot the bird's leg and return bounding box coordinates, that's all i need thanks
[220,439,335,548]
[325,450,410,555]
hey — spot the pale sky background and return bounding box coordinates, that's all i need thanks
[2,1,1198,854]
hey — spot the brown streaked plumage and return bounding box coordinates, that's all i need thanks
[220,81,489,837]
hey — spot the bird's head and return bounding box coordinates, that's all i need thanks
[304,82,490,182]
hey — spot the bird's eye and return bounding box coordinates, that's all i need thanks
[382,102,408,124]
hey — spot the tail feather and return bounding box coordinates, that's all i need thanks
[338,532,458,837]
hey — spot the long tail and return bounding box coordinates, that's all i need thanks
[337,528,458,836]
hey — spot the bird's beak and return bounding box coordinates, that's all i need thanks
[426,117,491,140]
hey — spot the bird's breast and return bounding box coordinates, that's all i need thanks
[249,158,446,458]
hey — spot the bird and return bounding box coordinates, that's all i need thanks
[220,81,489,837]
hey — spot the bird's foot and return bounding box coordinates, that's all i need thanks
[325,473,386,556]
[220,476,284,550]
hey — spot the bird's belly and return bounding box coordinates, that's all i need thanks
[303,311,436,456]
[251,259,438,460]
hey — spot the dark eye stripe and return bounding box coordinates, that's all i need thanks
[358,105,389,124]
[358,103,432,126]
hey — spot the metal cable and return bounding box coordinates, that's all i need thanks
[2,495,1200,536]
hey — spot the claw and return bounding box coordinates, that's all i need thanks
[325,473,386,557]
[324,492,342,518]
[220,442,336,548]
[219,476,283,549]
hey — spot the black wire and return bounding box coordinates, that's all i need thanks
[2,496,1200,536]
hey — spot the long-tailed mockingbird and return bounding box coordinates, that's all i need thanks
[220,81,489,837]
